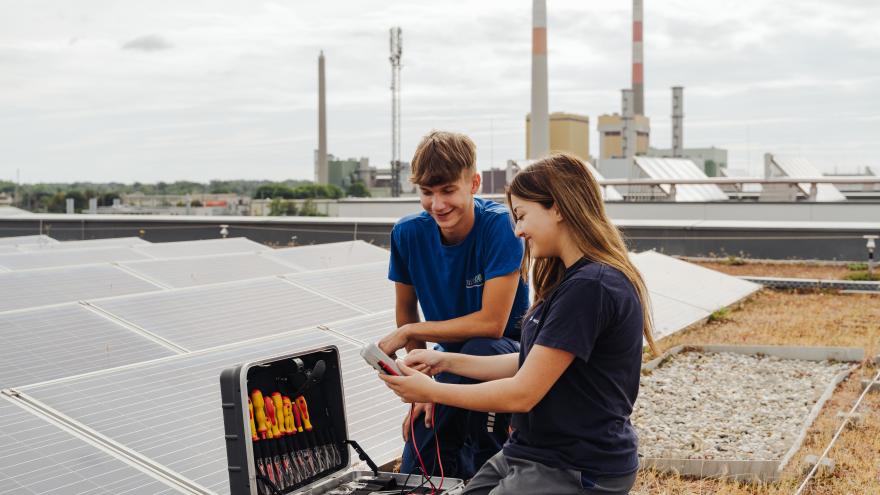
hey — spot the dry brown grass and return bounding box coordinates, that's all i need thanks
[633,289,880,494]
[692,261,852,280]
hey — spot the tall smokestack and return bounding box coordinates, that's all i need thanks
[632,0,645,116]
[529,0,549,159]
[317,51,328,184]
[621,89,635,159]
[671,86,683,157]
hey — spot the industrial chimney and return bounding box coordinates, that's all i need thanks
[621,89,635,159]
[671,86,683,157]
[529,0,549,159]
[316,51,328,184]
[632,0,644,116]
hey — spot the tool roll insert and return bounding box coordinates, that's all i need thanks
[220,345,464,495]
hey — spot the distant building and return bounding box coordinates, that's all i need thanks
[597,113,650,159]
[370,162,414,197]
[648,146,728,177]
[526,112,590,161]
[325,155,370,189]
[482,168,507,194]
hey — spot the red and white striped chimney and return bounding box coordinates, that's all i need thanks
[529,0,549,159]
[632,0,644,116]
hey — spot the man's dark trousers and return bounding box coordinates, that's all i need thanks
[400,337,519,480]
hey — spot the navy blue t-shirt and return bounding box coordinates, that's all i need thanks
[503,259,644,477]
[387,197,529,349]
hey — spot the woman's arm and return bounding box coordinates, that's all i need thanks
[405,350,520,382]
[383,344,574,413]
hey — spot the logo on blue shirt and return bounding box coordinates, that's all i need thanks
[465,273,484,288]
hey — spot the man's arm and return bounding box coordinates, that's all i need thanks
[394,282,426,352]
[400,271,520,348]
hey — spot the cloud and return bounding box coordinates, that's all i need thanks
[122,34,174,52]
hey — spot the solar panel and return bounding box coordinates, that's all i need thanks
[648,291,710,340]
[0,247,152,271]
[17,237,150,251]
[634,156,728,202]
[121,253,299,288]
[90,277,366,351]
[0,235,57,246]
[633,250,760,312]
[268,241,389,270]
[21,328,349,495]
[0,304,178,388]
[283,262,393,313]
[0,395,179,495]
[133,237,268,259]
[768,155,846,202]
[0,264,162,313]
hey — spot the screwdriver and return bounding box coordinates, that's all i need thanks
[296,395,335,471]
[271,392,300,485]
[265,393,298,488]
[248,398,272,495]
[250,391,280,492]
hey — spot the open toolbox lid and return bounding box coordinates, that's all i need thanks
[221,345,368,494]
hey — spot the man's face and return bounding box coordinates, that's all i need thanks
[418,171,481,231]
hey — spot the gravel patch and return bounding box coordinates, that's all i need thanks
[633,351,851,461]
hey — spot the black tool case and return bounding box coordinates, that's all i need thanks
[220,345,464,495]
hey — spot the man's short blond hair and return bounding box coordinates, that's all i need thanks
[410,130,476,187]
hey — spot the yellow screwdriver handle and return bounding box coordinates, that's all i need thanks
[251,390,269,439]
[248,398,258,441]
[265,396,281,438]
[282,396,296,435]
[271,393,286,435]
[296,396,313,431]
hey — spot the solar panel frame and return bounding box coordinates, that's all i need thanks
[267,241,389,271]
[0,247,153,271]
[283,262,393,314]
[0,395,180,495]
[89,277,366,351]
[0,303,179,388]
[0,235,57,246]
[633,250,760,312]
[647,291,710,340]
[0,264,163,313]
[634,156,728,202]
[121,252,300,288]
[133,237,268,259]
[17,237,150,251]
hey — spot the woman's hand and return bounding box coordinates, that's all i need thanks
[379,361,439,404]
[403,349,447,376]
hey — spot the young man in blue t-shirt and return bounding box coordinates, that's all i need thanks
[378,130,530,479]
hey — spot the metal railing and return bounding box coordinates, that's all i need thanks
[596,177,880,201]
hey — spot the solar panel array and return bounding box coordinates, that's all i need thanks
[632,250,760,339]
[634,156,729,202]
[0,235,758,494]
[0,396,179,495]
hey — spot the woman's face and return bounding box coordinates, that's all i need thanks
[510,195,562,259]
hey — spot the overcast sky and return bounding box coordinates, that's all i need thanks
[1,0,878,183]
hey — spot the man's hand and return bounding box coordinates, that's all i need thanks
[378,324,411,356]
[400,403,434,441]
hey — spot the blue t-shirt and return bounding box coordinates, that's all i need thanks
[388,197,529,349]
[503,259,643,477]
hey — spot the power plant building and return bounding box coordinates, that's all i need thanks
[525,112,590,161]
[597,114,651,159]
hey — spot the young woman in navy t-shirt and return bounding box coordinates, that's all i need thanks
[380,153,658,494]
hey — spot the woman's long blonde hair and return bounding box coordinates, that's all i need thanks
[507,153,658,356]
